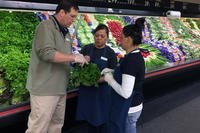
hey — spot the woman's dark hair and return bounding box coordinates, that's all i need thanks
[56,0,79,14]
[122,17,145,45]
[93,24,109,37]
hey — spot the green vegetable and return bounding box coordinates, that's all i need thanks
[0,79,6,95]
[68,63,101,90]
[11,93,23,105]
[0,11,38,106]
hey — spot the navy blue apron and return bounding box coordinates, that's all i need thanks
[108,58,134,133]
[76,46,111,126]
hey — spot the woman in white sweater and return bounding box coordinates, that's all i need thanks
[102,17,146,133]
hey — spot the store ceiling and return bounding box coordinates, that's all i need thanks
[4,0,200,5]
[2,0,200,16]
[175,0,200,4]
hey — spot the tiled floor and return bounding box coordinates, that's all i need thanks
[63,78,200,133]
[137,78,200,133]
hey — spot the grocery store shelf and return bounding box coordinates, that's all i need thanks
[1,60,200,119]
[1,71,200,132]
[0,90,78,118]
[145,60,200,78]
[0,105,30,118]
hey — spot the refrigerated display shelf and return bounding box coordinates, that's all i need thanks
[0,90,78,118]
[1,59,200,128]
[145,60,200,78]
[0,104,30,118]
[1,6,200,109]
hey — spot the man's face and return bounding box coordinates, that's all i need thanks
[63,8,78,27]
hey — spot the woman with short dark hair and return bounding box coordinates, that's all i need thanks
[76,23,117,133]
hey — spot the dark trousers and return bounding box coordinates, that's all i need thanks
[87,123,107,133]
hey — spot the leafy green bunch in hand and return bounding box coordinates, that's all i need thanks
[68,63,101,90]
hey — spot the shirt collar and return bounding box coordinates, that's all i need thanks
[124,49,140,58]
[131,49,140,53]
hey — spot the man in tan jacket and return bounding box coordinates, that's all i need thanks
[25,0,87,133]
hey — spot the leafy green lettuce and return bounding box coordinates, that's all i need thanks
[68,63,101,90]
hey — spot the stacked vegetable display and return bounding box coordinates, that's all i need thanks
[159,17,177,39]
[185,19,200,32]
[94,15,124,47]
[119,16,169,70]
[93,15,126,58]
[76,14,200,70]
[140,44,167,71]
[104,16,124,45]
[0,11,38,107]
[122,16,179,64]
[147,17,171,40]
[106,21,123,45]
[145,17,186,63]
[169,18,200,60]
[77,15,94,47]
[182,19,200,39]
[1,11,200,108]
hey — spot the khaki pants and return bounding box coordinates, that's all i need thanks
[25,94,66,133]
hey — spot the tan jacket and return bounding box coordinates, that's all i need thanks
[26,16,72,95]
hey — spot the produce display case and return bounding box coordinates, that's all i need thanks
[1,0,200,129]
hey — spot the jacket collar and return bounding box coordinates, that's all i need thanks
[50,15,60,30]
[50,15,69,37]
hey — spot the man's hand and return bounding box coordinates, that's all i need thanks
[84,55,90,62]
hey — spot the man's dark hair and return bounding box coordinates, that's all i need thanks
[56,0,79,14]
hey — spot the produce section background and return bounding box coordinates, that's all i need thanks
[0,10,200,109]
